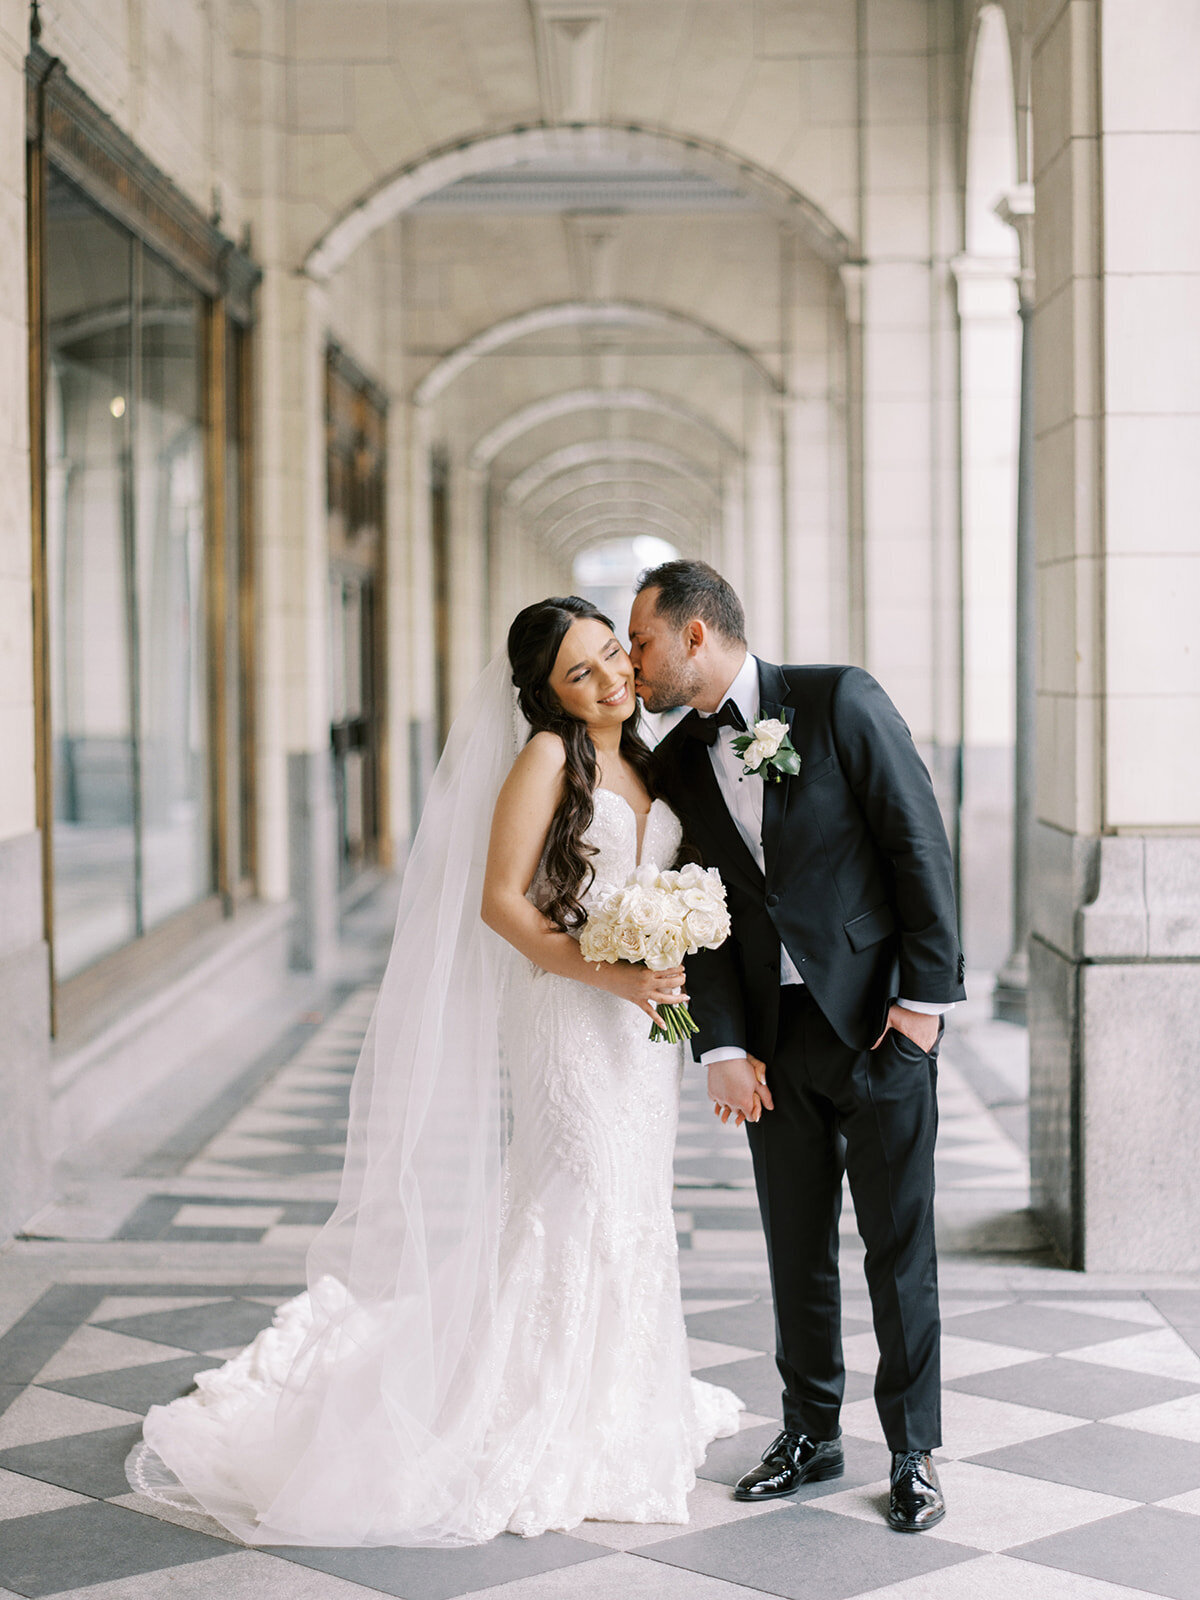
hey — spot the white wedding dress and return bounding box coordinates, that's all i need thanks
[128,782,741,1546]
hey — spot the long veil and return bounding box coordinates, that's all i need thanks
[132,652,535,1546]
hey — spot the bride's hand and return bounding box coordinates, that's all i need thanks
[593,962,688,1028]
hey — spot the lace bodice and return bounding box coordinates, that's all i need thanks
[530,789,684,918]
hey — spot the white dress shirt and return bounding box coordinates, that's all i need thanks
[696,655,954,1068]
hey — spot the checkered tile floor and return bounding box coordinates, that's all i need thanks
[3,974,1200,1599]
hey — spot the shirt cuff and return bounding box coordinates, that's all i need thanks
[700,1046,747,1066]
[896,999,957,1016]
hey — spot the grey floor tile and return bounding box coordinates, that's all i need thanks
[949,1355,1200,1420]
[686,1300,774,1350]
[688,1210,765,1233]
[0,1467,90,1521]
[1010,1504,1200,1600]
[0,1312,95,1389]
[159,1228,273,1244]
[969,1419,1200,1502]
[0,1500,230,1597]
[0,1421,145,1498]
[94,1298,277,1353]
[947,1303,1151,1354]
[114,1197,190,1242]
[37,1550,371,1600]
[218,1153,346,1175]
[1149,1292,1200,1323]
[674,1159,756,1186]
[0,1387,25,1421]
[465,1548,774,1600]
[685,1300,870,1351]
[40,1354,220,1416]
[267,1530,606,1600]
[694,1355,873,1421]
[639,1502,980,1600]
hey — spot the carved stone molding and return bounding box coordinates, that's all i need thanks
[529,2,612,123]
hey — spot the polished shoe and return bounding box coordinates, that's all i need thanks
[887,1450,945,1531]
[733,1430,844,1501]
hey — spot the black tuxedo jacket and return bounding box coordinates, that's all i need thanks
[653,659,965,1058]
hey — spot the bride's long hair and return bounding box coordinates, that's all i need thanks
[508,596,657,932]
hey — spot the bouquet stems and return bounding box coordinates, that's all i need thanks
[649,1001,700,1044]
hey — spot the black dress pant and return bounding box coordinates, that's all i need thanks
[744,984,941,1452]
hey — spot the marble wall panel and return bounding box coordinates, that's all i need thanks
[1081,960,1200,1271]
[1029,932,1079,1265]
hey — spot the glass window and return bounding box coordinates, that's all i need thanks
[43,168,234,979]
[135,250,209,930]
[45,169,138,979]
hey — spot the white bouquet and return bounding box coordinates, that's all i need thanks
[579,861,732,1043]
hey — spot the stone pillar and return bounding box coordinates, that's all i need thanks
[950,248,1020,976]
[1028,0,1200,1269]
[993,188,1036,1021]
[260,266,338,969]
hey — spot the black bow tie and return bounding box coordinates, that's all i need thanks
[684,699,747,746]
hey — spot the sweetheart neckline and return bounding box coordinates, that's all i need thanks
[593,787,661,822]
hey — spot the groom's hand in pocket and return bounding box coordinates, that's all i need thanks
[709,1055,773,1127]
[872,1004,940,1053]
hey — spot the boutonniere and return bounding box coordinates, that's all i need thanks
[731,717,802,783]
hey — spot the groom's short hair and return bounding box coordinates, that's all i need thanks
[635,559,747,645]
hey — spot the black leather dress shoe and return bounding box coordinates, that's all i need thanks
[733,1431,844,1501]
[888,1450,945,1531]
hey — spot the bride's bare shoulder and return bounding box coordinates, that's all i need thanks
[499,731,567,811]
[513,729,567,777]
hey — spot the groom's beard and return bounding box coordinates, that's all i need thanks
[636,661,703,714]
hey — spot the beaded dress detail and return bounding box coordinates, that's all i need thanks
[129,788,741,1545]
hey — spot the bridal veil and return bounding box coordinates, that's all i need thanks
[133,654,536,1545]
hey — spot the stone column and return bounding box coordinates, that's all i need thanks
[1028,0,1200,1269]
[950,247,1020,980]
[259,266,339,970]
[994,187,1036,1021]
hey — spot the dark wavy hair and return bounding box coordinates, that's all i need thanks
[508,596,658,932]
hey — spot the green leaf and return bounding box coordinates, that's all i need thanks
[773,749,803,776]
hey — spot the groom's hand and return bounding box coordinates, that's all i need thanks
[873,1004,940,1053]
[709,1056,773,1127]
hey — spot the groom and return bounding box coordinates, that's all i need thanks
[630,560,964,1534]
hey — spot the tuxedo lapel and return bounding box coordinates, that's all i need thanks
[675,723,764,891]
[756,659,796,880]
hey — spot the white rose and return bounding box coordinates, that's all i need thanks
[676,861,707,888]
[631,863,660,890]
[742,737,771,770]
[612,883,664,933]
[645,923,688,971]
[681,882,721,912]
[660,894,686,928]
[613,921,649,962]
[684,903,731,950]
[752,717,789,757]
[580,915,620,964]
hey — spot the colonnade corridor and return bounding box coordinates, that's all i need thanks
[1,912,1198,1600]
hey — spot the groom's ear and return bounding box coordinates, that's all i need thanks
[684,618,707,654]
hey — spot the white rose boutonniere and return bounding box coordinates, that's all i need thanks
[732,716,801,783]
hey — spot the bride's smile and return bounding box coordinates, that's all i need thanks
[547,617,638,732]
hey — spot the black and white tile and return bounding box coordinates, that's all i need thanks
[1,987,1197,1599]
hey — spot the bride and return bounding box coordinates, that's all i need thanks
[127,595,742,1547]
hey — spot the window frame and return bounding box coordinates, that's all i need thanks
[26,45,261,1036]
